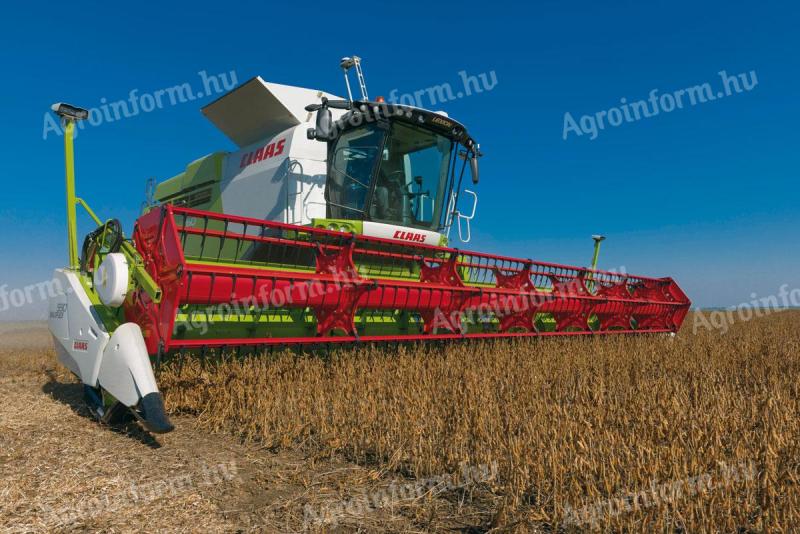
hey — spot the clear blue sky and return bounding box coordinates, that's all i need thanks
[1,0,797,319]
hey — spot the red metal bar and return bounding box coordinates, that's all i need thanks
[169,328,677,350]
[178,263,679,311]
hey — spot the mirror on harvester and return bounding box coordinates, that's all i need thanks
[315,107,333,140]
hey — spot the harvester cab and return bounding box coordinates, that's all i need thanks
[305,55,481,244]
[47,57,690,435]
[307,97,481,243]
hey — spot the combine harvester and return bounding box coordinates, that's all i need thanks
[48,57,690,433]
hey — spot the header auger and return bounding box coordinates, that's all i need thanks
[47,59,690,435]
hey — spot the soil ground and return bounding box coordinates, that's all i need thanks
[0,323,484,533]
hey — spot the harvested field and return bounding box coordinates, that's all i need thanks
[2,313,798,532]
[0,324,491,532]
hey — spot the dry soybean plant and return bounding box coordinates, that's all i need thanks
[159,312,800,531]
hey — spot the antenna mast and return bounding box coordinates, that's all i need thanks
[340,56,369,101]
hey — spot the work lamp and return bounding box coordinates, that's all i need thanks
[51,102,89,121]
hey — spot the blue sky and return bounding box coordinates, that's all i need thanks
[1,0,797,319]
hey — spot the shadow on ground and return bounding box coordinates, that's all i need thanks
[41,379,163,449]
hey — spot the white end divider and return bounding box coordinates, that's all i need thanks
[48,269,172,433]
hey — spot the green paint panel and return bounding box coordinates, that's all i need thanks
[154,152,226,213]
